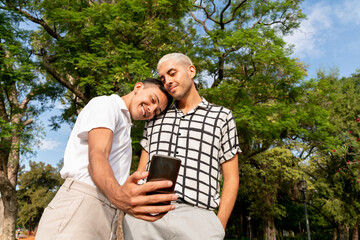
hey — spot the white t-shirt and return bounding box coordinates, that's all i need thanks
[60,94,132,187]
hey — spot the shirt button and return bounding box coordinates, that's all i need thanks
[176,151,179,154]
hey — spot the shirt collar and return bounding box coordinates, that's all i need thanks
[115,94,132,125]
[170,97,210,111]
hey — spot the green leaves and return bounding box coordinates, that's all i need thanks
[3,0,360,236]
[239,147,302,219]
[16,161,63,230]
[18,0,193,122]
[306,71,360,228]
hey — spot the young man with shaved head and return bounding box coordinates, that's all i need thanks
[123,54,240,240]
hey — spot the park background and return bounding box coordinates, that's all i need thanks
[1,0,360,239]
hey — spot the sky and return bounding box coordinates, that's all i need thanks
[284,0,360,78]
[24,0,360,168]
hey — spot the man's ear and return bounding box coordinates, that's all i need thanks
[188,65,196,79]
[133,82,144,94]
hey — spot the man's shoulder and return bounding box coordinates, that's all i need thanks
[149,107,174,121]
[203,101,233,115]
[144,106,178,129]
[80,94,126,119]
[90,94,120,102]
[86,94,123,108]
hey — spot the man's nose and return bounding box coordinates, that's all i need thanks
[164,76,173,86]
[147,105,157,118]
[148,104,158,114]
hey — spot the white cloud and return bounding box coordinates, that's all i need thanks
[284,0,360,59]
[39,139,60,150]
[335,0,360,25]
[284,2,333,58]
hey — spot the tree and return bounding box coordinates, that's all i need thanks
[238,147,303,238]
[0,9,61,239]
[0,199,3,236]
[16,161,63,233]
[306,70,360,240]
[190,0,306,87]
[1,0,195,168]
[1,0,194,124]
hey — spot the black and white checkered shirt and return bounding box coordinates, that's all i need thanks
[140,98,241,210]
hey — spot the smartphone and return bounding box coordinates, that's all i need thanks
[146,154,181,205]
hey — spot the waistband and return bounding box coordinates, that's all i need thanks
[62,178,117,210]
[175,198,216,211]
[176,198,196,207]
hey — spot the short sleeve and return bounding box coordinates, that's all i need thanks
[219,110,241,164]
[76,96,118,140]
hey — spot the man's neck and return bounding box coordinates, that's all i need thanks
[121,92,132,111]
[176,90,202,114]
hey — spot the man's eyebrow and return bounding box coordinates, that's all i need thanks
[167,68,175,75]
[159,68,175,80]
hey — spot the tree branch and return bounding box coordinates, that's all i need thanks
[251,15,263,29]
[4,1,62,40]
[248,143,271,159]
[189,9,210,33]
[301,146,316,160]
[19,91,34,110]
[261,9,289,29]
[41,49,87,102]
[263,20,285,27]
[22,119,33,126]
[219,0,231,29]
[223,0,247,25]
[311,157,327,174]
[193,0,218,23]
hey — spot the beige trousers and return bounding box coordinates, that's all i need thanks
[122,202,225,240]
[35,178,119,240]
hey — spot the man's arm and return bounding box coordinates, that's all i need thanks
[88,127,177,221]
[137,149,149,171]
[217,154,239,229]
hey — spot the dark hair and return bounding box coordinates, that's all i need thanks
[141,78,173,111]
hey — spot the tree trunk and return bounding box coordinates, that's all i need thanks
[7,133,20,188]
[333,227,338,240]
[1,186,17,240]
[264,216,276,240]
[339,224,349,240]
[0,129,21,240]
[0,198,4,238]
[277,227,283,240]
[1,21,35,240]
[352,222,359,240]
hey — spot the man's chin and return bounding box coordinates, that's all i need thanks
[173,94,183,101]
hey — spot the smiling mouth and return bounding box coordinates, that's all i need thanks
[141,104,147,118]
[169,85,177,92]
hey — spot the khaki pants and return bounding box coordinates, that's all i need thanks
[122,202,225,240]
[36,178,119,240]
